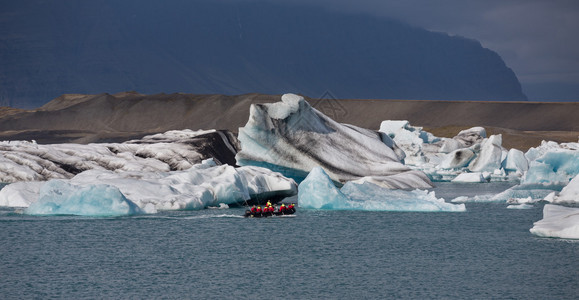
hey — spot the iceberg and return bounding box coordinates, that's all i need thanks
[522,148,579,185]
[468,135,505,172]
[502,148,529,175]
[26,181,143,216]
[0,160,298,214]
[506,204,534,209]
[455,127,487,147]
[378,120,439,165]
[374,121,517,183]
[297,167,350,209]
[0,129,240,182]
[452,172,488,183]
[530,204,579,239]
[298,167,465,212]
[235,94,433,189]
[549,174,579,204]
[438,149,476,169]
[489,183,565,203]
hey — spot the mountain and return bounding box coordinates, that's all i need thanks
[0,1,527,108]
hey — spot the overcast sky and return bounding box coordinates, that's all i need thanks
[228,0,579,100]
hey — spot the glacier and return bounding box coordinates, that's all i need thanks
[530,204,579,239]
[0,159,297,215]
[235,94,433,189]
[298,167,465,212]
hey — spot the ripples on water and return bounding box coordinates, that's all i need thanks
[0,183,578,299]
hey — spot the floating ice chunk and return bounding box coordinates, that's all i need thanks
[502,148,529,174]
[490,183,565,202]
[507,196,534,204]
[26,180,143,216]
[236,94,433,189]
[439,138,464,154]
[452,172,487,183]
[507,204,534,209]
[378,120,439,165]
[236,166,298,200]
[530,204,579,239]
[543,191,558,203]
[379,120,436,143]
[468,135,504,172]
[450,196,469,203]
[439,149,475,169]
[523,149,579,184]
[298,167,465,212]
[455,127,486,147]
[340,182,465,212]
[297,167,350,209]
[550,174,579,204]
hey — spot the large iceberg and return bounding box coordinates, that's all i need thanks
[235,94,433,189]
[298,167,465,212]
[530,204,579,239]
[0,129,240,182]
[0,160,298,215]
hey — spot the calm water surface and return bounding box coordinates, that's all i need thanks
[0,183,577,299]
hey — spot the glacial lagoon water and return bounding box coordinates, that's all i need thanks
[1,182,577,299]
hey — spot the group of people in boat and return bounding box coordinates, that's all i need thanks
[244,201,296,218]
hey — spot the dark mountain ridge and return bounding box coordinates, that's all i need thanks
[0,1,526,108]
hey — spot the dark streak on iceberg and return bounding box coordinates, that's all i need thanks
[0,130,240,182]
[235,94,433,189]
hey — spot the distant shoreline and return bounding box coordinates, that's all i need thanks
[1,92,577,150]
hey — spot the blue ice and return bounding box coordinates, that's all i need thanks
[298,167,465,212]
[523,150,579,184]
[25,180,143,216]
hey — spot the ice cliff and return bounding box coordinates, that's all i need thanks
[235,94,433,189]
